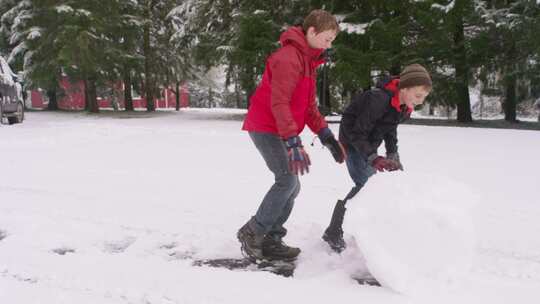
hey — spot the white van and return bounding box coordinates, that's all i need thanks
[0,55,24,125]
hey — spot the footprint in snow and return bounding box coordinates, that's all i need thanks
[52,247,76,255]
[167,250,196,260]
[103,236,137,254]
[159,242,178,250]
[156,241,193,260]
[0,230,6,241]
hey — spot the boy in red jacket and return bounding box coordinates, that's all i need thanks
[239,9,346,262]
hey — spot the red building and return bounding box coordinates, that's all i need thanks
[30,77,190,110]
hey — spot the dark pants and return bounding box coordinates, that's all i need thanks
[247,132,300,240]
[344,147,376,199]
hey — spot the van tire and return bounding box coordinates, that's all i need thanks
[0,103,5,125]
[8,102,24,124]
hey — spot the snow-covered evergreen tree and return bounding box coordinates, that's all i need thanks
[170,0,241,106]
[3,0,64,110]
[476,0,540,121]
[1,0,538,118]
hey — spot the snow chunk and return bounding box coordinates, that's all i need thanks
[345,172,477,295]
[55,5,74,14]
[0,56,16,86]
[334,14,346,23]
[27,27,42,40]
[432,1,455,13]
[76,9,91,17]
[339,22,368,35]
[8,42,27,64]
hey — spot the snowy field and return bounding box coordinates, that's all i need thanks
[1,109,540,303]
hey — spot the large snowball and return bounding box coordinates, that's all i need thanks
[344,171,477,295]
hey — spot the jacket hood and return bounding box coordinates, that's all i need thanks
[279,26,324,61]
[380,77,413,114]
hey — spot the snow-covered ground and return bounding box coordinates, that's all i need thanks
[1,109,539,303]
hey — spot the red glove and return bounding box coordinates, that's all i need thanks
[285,136,311,175]
[386,152,404,171]
[370,155,399,172]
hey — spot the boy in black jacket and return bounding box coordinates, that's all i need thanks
[323,64,432,253]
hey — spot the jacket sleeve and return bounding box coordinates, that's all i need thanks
[383,128,398,154]
[384,109,409,154]
[270,52,303,139]
[342,91,388,158]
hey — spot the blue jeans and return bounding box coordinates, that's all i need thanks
[344,147,376,198]
[248,132,300,240]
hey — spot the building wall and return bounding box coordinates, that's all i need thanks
[30,78,190,110]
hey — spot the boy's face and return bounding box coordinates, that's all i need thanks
[306,27,337,50]
[400,86,430,109]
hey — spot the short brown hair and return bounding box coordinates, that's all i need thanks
[303,9,339,34]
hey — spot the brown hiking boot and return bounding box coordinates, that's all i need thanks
[237,221,265,261]
[262,236,301,261]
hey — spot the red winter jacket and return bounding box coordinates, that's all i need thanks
[242,26,328,139]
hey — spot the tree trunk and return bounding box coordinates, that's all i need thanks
[175,81,180,111]
[46,89,58,111]
[85,77,99,113]
[84,81,89,111]
[452,4,472,123]
[504,73,517,122]
[503,39,518,122]
[143,1,155,112]
[235,78,242,108]
[318,62,330,115]
[124,71,134,111]
[208,87,213,108]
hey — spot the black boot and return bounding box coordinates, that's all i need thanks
[322,200,347,253]
[237,221,265,261]
[262,236,301,261]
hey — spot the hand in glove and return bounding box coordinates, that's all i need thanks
[318,127,346,163]
[386,152,404,171]
[285,136,311,175]
[368,154,398,172]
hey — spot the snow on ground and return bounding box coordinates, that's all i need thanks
[1,108,540,303]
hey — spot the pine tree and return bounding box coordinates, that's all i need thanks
[403,0,471,122]
[108,0,143,112]
[170,0,314,108]
[0,0,32,106]
[5,0,65,110]
[330,1,428,110]
[230,11,278,104]
[167,1,196,110]
[58,0,135,113]
[478,0,540,122]
[7,1,134,113]
[449,0,474,122]
[137,0,187,111]
[0,0,23,67]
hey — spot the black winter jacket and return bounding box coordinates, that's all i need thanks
[338,79,410,159]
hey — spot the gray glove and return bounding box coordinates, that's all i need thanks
[386,152,404,171]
